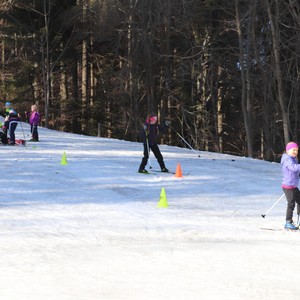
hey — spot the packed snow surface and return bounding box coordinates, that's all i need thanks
[0,119,299,300]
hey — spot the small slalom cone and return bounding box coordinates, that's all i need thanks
[175,163,183,178]
[157,187,168,208]
[61,151,68,165]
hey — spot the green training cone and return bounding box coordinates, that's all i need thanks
[157,187,168,208]
[61,151,68,165]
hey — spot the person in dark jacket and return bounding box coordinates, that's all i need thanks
[3,103,20,145]
[138,114,170,173]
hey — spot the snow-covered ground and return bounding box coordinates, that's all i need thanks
[0,119,300,300]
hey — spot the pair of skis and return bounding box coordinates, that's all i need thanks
[261,216,300,232]
[138,169,190,176]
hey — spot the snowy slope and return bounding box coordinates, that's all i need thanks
[0,119,299,300]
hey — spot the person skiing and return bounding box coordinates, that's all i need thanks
[29,104,40,141]
[138,113,170,173]
[281,141,300,230]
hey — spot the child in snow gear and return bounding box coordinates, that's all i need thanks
[29,104,40,141]
[0,121,7,144]
[1,101,12,118]
[138,114,169,173]
[3,103,20,145]
[281,142,300,230]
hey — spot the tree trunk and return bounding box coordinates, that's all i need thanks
[127,0,139,140]
[142,1,155,113]
[235,0,253,157]
[81,0,89,132]
[60,62,67,121]
[264,0,290,144]
[160,0,171,123]
[43,0,51,128]
[217,66,223,153]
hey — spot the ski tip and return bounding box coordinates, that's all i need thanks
[260,227,282,231]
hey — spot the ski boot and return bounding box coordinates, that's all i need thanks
[284,221,299,231]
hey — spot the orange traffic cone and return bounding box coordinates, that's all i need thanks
[175,163,183,178]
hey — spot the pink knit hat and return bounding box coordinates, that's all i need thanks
[286,142,299,152]
[146,115,157,123]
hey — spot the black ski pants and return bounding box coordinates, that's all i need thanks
[31,124,39,141]
[139,143,165,171]
[283,187,300,222]
[5,120,18,144]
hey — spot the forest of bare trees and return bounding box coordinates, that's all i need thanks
[1,0,300,161]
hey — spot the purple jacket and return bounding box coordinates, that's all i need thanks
[281,153,300,187]
[29,111,40,126]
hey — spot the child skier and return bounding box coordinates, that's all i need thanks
[138,113,170,173]
[2,101,12,117]
[281,142,300,230]
[29,104,40,141]
[3,102,20,145]
[0,101,11,119]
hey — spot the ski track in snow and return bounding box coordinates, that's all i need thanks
[0,118,300,300]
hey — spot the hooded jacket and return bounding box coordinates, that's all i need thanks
[140,122,168,146]
[29,111,40,126]
[281,153,300,187]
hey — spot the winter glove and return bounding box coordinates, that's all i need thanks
[143,124,148,131]
[164,120,171,127]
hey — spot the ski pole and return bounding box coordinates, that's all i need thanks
[169,125,200,157]
[261,194,285,218]
[19,121,27,145]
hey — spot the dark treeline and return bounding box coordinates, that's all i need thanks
[0,0,300,161]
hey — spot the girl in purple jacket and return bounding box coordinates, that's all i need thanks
[29,104,40,141]
[281,142,300,230]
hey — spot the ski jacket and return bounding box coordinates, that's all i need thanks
[281,153,300,188]
[29,111,40,126]
[140,122,168,146]
[6,110,20,122]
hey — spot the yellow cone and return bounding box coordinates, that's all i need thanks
[157,187,168,208]
[61,151,68,165]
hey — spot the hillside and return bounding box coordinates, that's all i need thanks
[0,120,299,300]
